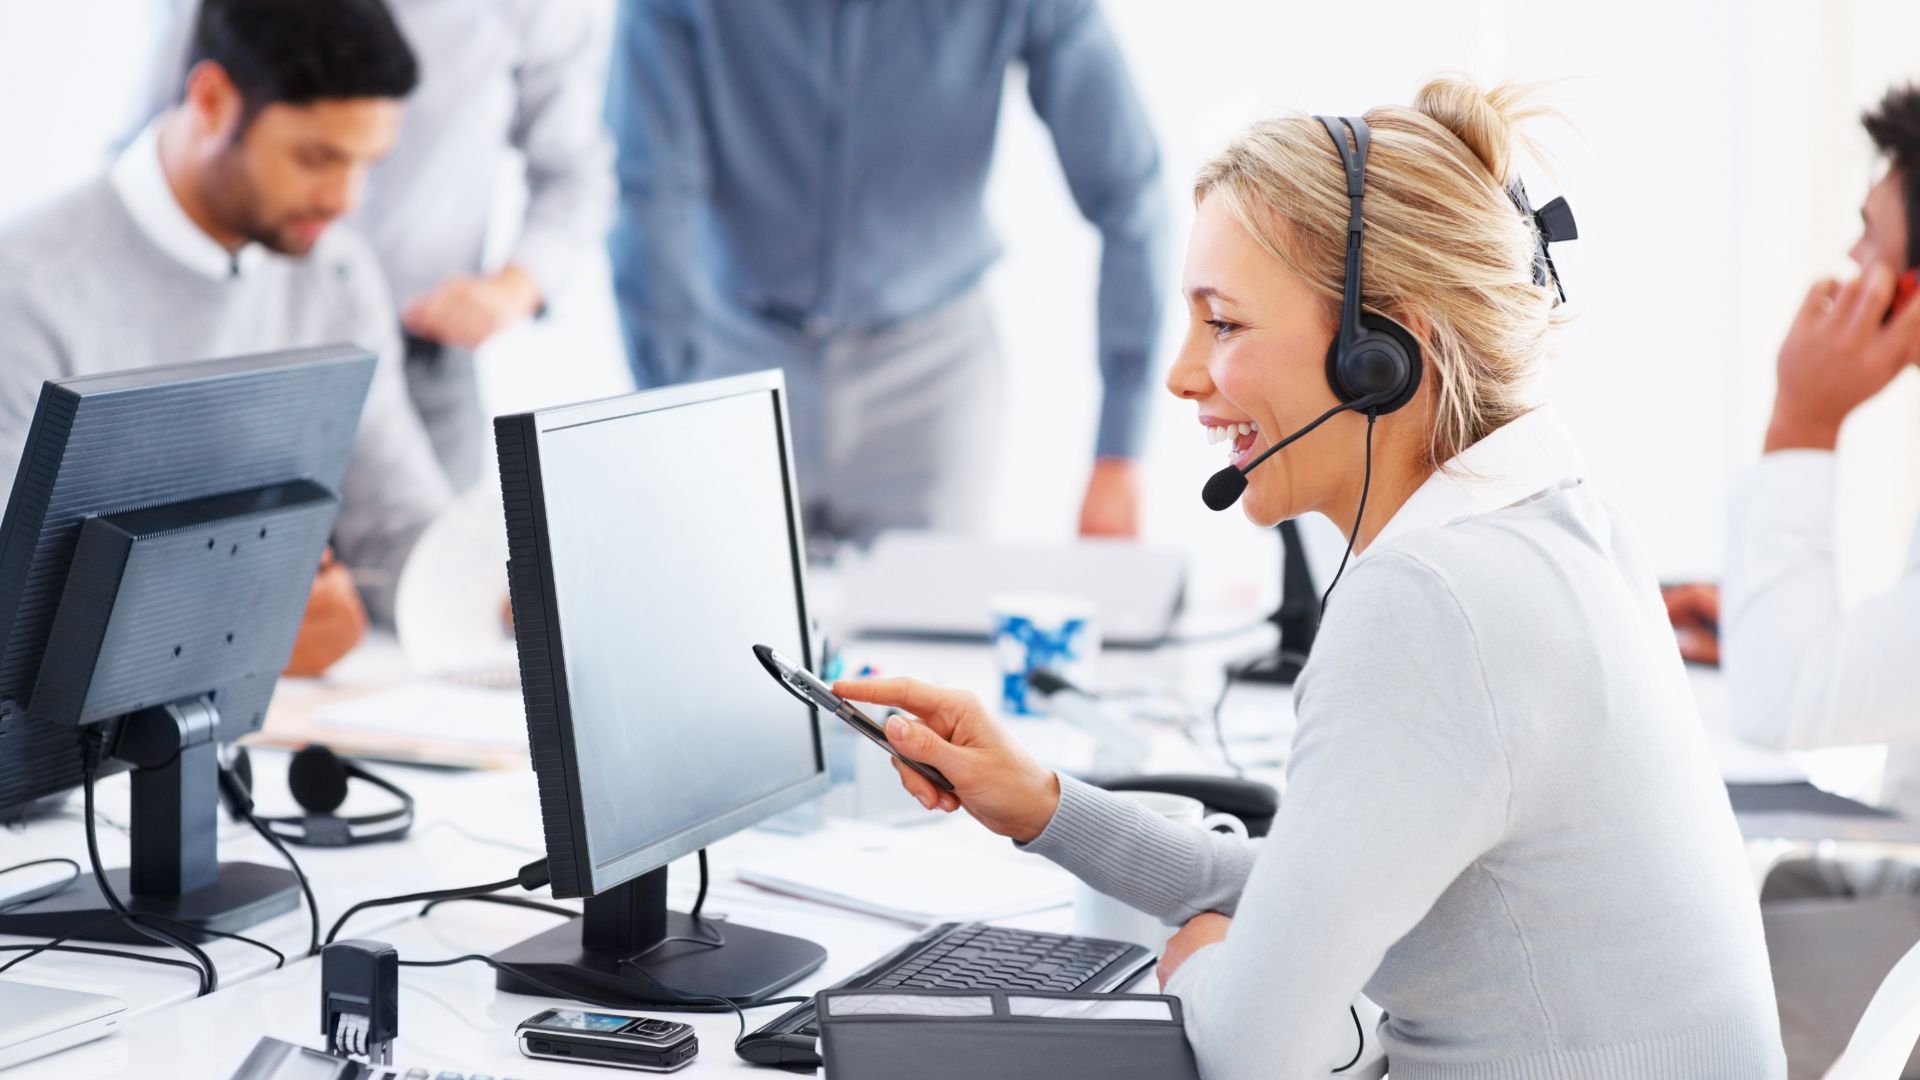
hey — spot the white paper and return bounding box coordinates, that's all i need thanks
[1007,997,1173,1021]
[825,994,995,1018]
[737,819,1075,925]
[310,682,525,748]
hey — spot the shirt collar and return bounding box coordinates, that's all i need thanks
[110,119,266,281]
[1361,403,1586,561]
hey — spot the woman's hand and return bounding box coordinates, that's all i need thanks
[1158,912,1232,988]
[833,677,1061,844]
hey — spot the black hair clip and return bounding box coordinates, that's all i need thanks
[1507,178,1577,303]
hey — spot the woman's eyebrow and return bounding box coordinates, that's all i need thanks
[1188,285,1237,304]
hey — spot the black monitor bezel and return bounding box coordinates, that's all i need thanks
[497,370,829,900]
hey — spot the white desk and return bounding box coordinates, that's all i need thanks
[4,632,1853,1079]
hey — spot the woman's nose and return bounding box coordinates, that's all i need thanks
[1166,328,1212,400]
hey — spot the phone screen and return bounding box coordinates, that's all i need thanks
[538,1010,633,1033]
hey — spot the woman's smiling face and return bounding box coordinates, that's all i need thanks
[1165,193,1365,528]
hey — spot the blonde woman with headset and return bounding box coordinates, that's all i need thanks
[835,76,1785,1078]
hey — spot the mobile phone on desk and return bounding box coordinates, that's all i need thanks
[753,644,955,792]
[517,1009,697,1072]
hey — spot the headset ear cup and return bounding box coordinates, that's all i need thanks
[288,744,351,816]
[1325,313,1423,414]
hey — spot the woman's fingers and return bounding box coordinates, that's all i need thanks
[836,677,971,738]
[891,757,944,810]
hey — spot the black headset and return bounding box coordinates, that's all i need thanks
[1316,115,1422,415]
[220,744,414,847]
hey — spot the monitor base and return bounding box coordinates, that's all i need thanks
[491,911,826,1006]
[0,862,299,944]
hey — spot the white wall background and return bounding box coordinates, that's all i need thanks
[3,0,1919,607]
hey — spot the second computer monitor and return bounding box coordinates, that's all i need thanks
[493,369,829,1003]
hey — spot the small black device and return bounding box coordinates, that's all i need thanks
[517,1009,698,1072]
[322,939,399,1064]
[0,344,375,944]
[753,644,953,793]
[226,744,415,848]
[737,921,1154,1069]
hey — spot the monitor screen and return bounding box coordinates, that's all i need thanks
[528,381,823,891]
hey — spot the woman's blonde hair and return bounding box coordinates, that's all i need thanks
[1194,74,1563,468]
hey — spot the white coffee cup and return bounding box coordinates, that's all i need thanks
[1074,792,1249,951]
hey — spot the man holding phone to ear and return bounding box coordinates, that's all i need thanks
[1668,84,1920,1079]
[1693,85,1920,811]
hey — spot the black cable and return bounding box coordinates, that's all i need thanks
[81,751,216,995]
[0,940,208,980]
[1319,412,1378,619]
[690,849,710,922]
[1208,675,1246,778]
[141,914,285,970]
[0,914,127,977]
[1332,1004,1364,1072]
[419,895,579,920]
[328,860,547,945]
[0,857,81,913]
[239,807,321,958]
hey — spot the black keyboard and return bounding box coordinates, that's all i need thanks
[735,922,1155,1069]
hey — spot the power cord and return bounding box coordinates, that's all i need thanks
[0,857,81,913]
[216,756,322,958]
[1333,1005,1364,1072]
[80,739,217,995]
[419,895,579,920]
[327,860,550,945]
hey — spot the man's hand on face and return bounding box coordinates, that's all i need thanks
[1767,264,1920,453]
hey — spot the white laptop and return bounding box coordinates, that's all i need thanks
[840,532,1187,647]
[0,979,126,1069]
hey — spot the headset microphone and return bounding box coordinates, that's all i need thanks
[1201,394,1386,512]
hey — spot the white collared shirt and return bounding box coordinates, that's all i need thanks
[109,121,266,282]
[1723,451,1920,819]
[1365,404,1586,561]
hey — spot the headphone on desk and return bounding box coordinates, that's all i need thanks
[219,744,415,847]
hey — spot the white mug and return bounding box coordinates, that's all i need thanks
[1074,792,1249,951]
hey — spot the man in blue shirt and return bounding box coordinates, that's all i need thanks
[608,0,1168,539]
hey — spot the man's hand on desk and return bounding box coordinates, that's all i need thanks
[285,548,368,677]
[1158,912,1231,988]
[833,676,1062,843]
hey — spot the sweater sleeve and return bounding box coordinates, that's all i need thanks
[1020,773,1260,923]
[1163,552,1514,1080]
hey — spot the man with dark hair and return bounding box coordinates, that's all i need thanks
[139,0,615,491]
[1664,84,1920,1079]
[0,0,451,675]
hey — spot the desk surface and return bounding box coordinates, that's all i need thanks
[0,627,1854,1079]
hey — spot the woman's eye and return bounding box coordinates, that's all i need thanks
[1205,319,1240,339]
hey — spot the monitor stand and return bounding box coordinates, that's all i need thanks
[0,700,297,944]
[492,866,825,1005]
[1229,520,1319,686]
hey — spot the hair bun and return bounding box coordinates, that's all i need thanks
[1413,74,1542,186]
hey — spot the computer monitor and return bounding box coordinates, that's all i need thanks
[0,345,376,941]
[491,370,829,1005]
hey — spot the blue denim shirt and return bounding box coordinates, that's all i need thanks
[607,0,1169,457]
